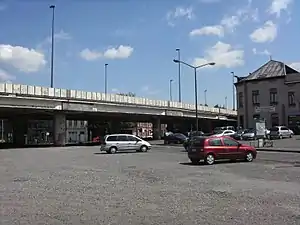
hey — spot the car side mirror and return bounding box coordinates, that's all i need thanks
[238,143,242,147]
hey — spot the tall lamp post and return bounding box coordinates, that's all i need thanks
[225,96,228,109]
[175,48,181,102]
[169,79,174,101]
[104,63,108,94]
[49,5,55,88]
[173,59,215,132]
[231,72,240,110]
[204,89,207,105]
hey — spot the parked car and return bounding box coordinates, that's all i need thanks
[164,133,187,144]
[187,136,257,165]
[100,134,151,154]
[183,131,205,151]
[241,129,256,140]
[269,126,293,139]
[211,129,236,138]
[231,129,248,140]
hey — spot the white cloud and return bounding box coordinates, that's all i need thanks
[220,15,241,31]
[252,48,271,56]
[250,21,277,43]
[46,30,72,43]
[268,0,293,18]
[289,62,300,71]
[80,45,133,61]
[166,6,194,26]
[190,25,224,37]
[103,45,133,59]
[193,41,244,68]
[0,68,15,82]
[80,48,102,61]
[190,2,258,37]
[0,44,46,72]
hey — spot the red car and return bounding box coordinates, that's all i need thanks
[187,136,257,165]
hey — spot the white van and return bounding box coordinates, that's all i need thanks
[100,134,151,154]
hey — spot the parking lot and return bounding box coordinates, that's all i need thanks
[1,146,300,225]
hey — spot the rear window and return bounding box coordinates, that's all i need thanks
[208,138,223,146]
[106,135,117,141]
[270,127,279,131]
[191,137,206,147]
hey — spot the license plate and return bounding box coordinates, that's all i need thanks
[191,148,197,152]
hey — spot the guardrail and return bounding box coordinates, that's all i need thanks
[0,83,237,116]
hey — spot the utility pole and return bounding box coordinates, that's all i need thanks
[176,48,181,102]
[50,5,55,88]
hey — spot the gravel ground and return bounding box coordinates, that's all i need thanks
[1,146,300,225]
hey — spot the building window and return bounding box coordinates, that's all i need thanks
[74,120,78,127]
[80,121,85,127]
[288,92,296,107]
[238,92,243,108]
[68,120,72,128]
[269,88,278,105]
[252,90,260,106]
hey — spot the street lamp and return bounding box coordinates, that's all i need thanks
[231,72,239,110]
[169,79,174,101]
[204,89,207,105]
[175,48,181,102]
[104,63,108,94]
[49,5,55,88]
[225,96,228,109]
[173,59,215,132]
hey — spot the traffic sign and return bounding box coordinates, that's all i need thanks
[254,106,275,113]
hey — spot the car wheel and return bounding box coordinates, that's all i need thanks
[190,159,200,165]
[109,146,117,154]
[289,134,293,138]
[245,151,254,162]
[205,154,215,165]
[139,145,148,152]
[279,135,283,139]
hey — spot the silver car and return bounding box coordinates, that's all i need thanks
[100,134,151,154]
[269,126,293,139]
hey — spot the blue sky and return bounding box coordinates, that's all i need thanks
[0,0,299,107]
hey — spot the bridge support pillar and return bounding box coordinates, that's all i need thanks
[12,117,28,146]
[54,113,66,146]
[152,117,161,140]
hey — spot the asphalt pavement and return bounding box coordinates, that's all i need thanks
[1,146,300,225]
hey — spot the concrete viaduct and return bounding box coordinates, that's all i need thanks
[0,83,237,146]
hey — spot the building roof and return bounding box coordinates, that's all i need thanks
[239,60,300,82]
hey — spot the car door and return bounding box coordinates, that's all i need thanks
[116,135,130,151]
[127,135,140,150]
[281,127,289,137]
[222,137,240,159]
[207,138,225,159]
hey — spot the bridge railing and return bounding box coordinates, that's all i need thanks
[0,83,237,116]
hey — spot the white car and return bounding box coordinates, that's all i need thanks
[269,126,293,139]
[100,134,151,154]
[211,130,236,137]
